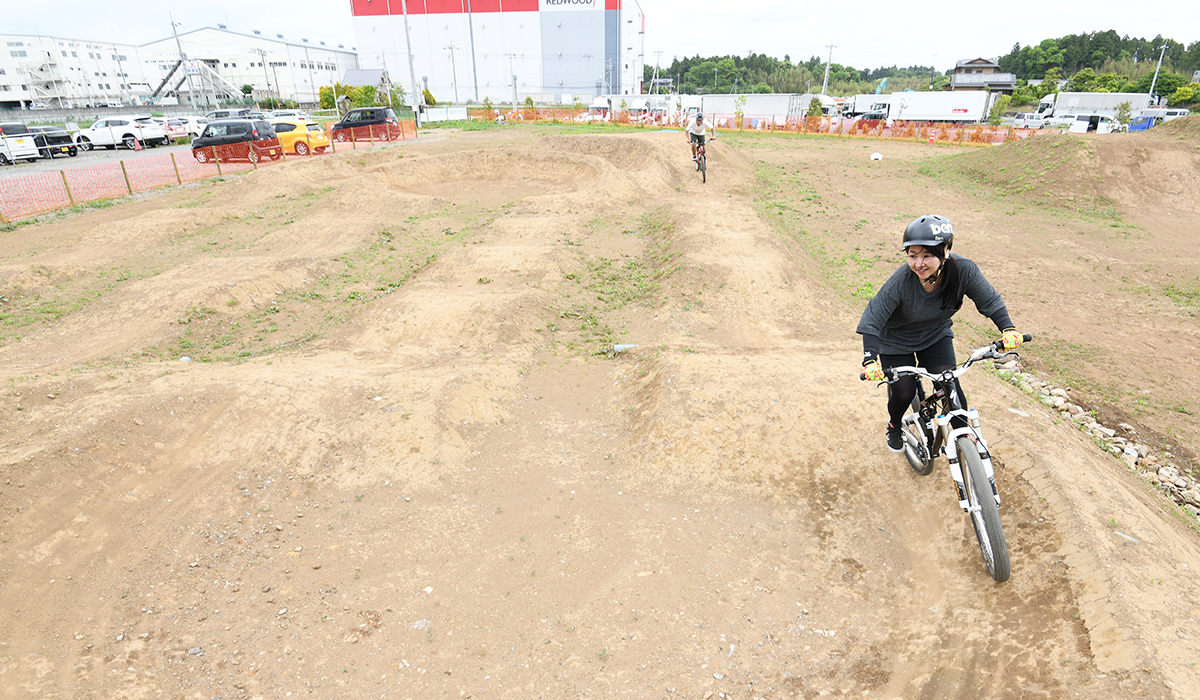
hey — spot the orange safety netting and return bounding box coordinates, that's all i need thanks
[0,121,417,223]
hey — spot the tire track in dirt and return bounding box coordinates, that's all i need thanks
[0,129,1195,699]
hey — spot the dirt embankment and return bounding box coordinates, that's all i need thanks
[1,125,1198,699]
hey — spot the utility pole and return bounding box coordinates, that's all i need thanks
[1149,43,1168,104]
[111,45,126,103]
[465,0,479,102]
[506,53,518,110]
[400,0,424,126]
[583,54,594,96]
[170,15,197,108]
[304,46,316,106]
[651,50,662,95]
[251,48,272,105]
[820,42,836,96]
[445,43,459,104]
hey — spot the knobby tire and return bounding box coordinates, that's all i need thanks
[958,436,1010,582]
[700,153,706,183]
[902,396,934,475]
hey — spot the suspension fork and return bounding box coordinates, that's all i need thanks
[937,408,1000,510]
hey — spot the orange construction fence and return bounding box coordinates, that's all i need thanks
[466,107,1036,147]
[0,121,416,223]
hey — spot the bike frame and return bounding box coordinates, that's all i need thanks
[887,342,1010,512]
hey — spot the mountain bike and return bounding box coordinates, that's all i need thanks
[692,135,715,183]
[862,334,1032,582]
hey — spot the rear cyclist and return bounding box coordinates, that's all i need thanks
[856,215,1024,452]
[686,112,716,166]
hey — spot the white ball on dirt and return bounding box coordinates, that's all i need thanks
[870,152,883,161]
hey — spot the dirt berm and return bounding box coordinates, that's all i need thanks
[1,122,1198,699]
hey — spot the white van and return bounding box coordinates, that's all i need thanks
[1139,108,1191,122]
[1068,114,1119,134]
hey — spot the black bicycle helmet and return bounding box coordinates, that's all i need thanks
[902,214,953,250]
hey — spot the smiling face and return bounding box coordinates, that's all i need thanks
[906,245,943,284]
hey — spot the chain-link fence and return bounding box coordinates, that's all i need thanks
[0,121,416,223]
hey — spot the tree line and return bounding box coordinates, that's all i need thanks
[648,29,1199,106]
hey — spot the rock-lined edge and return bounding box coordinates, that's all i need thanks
[992,359,1200,520]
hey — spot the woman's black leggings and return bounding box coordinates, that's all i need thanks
[880,335,966,427]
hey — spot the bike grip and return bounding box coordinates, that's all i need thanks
[1022,333,1033,342]
[859,372,866,381]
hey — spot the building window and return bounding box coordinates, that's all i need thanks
[71,51,77,57]
[62,50,67,57]
[10,50,27,57]
[6,41,24,47]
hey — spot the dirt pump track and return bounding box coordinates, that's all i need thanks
[1,125,1199,699]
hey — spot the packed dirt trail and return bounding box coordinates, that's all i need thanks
[1,126,1198,699]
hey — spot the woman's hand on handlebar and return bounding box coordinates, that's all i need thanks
[861,359,885,382]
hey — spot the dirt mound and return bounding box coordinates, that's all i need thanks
[1153,114,1200,138]
[939,128,1200,216]
[2,129,1199,700]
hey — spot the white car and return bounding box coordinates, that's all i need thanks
[1043,113,1078,128]
[74,115,169,150]
[173,116,210,137]
[1068,114,1121,134]
[1012,112,1045,129]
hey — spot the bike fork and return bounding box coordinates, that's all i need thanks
[939,409,1001,510]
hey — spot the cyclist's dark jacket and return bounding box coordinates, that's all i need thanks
[857,254,1012,355]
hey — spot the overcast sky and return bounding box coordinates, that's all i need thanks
[5,0,1198,75]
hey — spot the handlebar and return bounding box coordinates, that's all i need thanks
[859,334,1032,382]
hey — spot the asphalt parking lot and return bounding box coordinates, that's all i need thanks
[0,141,195,180]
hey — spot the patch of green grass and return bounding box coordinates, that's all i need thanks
[1163,282,1200,306]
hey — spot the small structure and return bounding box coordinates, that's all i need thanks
[948,58,1016,94]
[340,68,390,103]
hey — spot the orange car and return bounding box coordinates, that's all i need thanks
[269,118,330,155]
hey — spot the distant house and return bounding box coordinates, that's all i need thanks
[948,58,1016,94]
[340,68,390,99]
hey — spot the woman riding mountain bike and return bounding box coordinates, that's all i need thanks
[857,215,1025,452]
[686,112,716,166]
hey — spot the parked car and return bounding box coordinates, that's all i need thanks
[0,123,40,164]
[204,108,251,120]
[269,118,330,155]
[1068,113,1121,134]
[74,115,169,150]
[330,106,400,142]
[191,118,281,163]
[1043,113,1078,128]
[159,118,190,141]
[271,109,311,121]
[1127,115,1163,133]
[177,116,210,137]
[28,125,78,158]
[1012,112,1045,129]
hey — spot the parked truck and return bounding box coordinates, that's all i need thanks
[886,91,994,123]
[843,94,892,117]
[1036,92,1151,119]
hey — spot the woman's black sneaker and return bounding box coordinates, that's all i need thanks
[886,423,904,453]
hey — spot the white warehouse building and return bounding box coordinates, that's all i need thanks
[140,27,360,106]
[350,0,645,105]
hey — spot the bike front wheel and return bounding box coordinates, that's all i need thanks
[958,436,1010,582]
[699,154,706,183]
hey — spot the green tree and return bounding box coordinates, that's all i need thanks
[1066,67,1099,92]
[241,84,254,95]
[524,96,534,108]
[1114,101,1133,129]
[353,85,377,108]
[483,96,494,112]
[422,88,437,106]
[807,97,823,117]
[319,86,335,109]
[1168,85,1196,106]
[987,94,1011,125]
